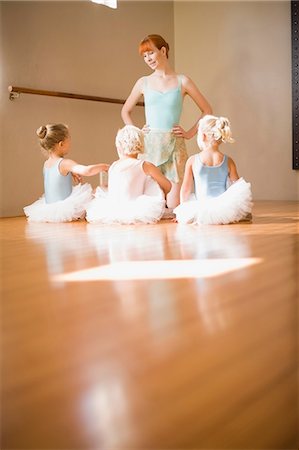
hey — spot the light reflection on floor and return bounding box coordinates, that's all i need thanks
[80,374,132,447]
[53,258,262,282]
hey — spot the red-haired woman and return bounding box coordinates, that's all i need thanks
[121,34,212,209]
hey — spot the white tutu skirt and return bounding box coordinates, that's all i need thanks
[174,178,253,225]
[86,180,165,225]
[23,183,93,223]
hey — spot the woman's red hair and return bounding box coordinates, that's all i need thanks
[139,34,169,58]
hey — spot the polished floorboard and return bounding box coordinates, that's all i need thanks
[1,201,298,449]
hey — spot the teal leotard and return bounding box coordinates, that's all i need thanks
[144,76,183,131]
[142,75,188,183]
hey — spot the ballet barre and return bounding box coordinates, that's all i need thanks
[8,85,144,106]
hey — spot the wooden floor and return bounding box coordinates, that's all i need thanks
[1,201,298,450]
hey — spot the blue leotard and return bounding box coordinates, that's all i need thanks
[43,158,72,203]
[192,153,228,198]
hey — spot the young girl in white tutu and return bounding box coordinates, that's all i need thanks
[86,125,171,224]
[24,124,109,222]
[174,115,253,225]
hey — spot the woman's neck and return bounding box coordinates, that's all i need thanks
[154,67,175,77]
[153,59,175,76]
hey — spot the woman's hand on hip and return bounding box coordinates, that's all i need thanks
[172,125,190,139]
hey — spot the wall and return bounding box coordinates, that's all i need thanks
[174,0,298,200]
[1,0,298,217]
[1,0,174,217]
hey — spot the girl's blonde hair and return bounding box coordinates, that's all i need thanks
[197,115,235,148]
[36,124,69,152]
[115,125,144,156]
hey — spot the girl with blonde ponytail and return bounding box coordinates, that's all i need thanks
[174,115,253,224]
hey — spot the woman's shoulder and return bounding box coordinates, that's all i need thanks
[178,74,192,84]
[132,76,150,94]
[179,74,201,92]
[137,75,148,82]
[136,75,150,86]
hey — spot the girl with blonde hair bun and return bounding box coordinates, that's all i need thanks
[174,115,253,224]
[197,115,235,147]
[24,124,109,222]
[121,34,212,210]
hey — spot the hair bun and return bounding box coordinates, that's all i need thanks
[216,117,234,143]
[216,117,227,130]
[36,125,47,139]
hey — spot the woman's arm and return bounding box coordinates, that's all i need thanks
[173,75,212,140]
[228,157,239,182]
[180,156,195,202]
[60,159,110,177]
[142,161,172,197]
[121,78,144,125]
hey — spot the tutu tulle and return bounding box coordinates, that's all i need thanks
[86,178,165,225]
[174,178,253,225]
[23,183,93,223]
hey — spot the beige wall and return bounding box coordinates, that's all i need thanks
[1,1,174,217]
[174,0,298,200]
[1,1,298,217]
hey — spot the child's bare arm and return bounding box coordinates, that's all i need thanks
[180,157,194,202]
[228,157,239,182]
[143,162,171,197]
[60,159,110,177]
